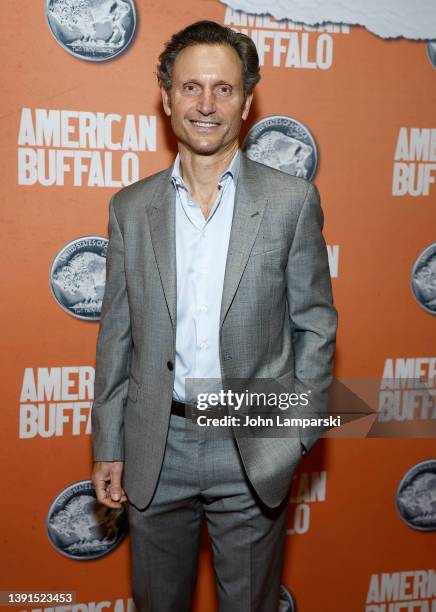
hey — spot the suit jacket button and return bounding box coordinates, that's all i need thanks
[167,361,174,371]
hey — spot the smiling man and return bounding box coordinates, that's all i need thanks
[91,20,337,612]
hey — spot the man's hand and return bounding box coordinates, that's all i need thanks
[92,461,128,508]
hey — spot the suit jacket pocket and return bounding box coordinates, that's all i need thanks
[249,245,289,258]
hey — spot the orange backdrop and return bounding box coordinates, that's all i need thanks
[2,1,435,611]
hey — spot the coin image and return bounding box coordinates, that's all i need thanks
[278,584,295,612]
[49,236,108,321]
[45,0,136,62]
[411,243,436,316]
[46,480,129,560]
[426,40,436,69]
[242,115,318,180]
[396,460,436,531]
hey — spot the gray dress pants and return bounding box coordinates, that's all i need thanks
[126,412,290,612]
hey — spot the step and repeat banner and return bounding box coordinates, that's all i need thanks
[2,1,435,611]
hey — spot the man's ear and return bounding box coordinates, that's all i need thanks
[161,87,172,117]
[242,92,254,121]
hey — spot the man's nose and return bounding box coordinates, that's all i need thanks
[196,90,216,115]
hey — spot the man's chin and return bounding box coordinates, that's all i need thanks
[185,140,224,156]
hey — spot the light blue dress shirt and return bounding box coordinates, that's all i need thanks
[170,149,241,403]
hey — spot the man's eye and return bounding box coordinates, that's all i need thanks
[217,85,232,95]
[184,84,198,93]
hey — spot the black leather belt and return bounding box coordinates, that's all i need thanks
[171,399,194,418]
[171,399,227,418]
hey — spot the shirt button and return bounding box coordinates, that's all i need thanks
[200,304,208,312]
[199,342,208,350]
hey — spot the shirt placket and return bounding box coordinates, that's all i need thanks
[174,171,232,399]
[187,178,228,384]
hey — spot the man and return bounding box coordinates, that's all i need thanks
[91,20,337,612]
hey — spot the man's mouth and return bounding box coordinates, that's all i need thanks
[189,120,220,129]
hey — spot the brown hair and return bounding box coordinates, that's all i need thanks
[156,20,260,95]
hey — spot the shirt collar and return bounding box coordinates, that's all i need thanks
[171,149,241,191]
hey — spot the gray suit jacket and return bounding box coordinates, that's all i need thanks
[91,151,337,509]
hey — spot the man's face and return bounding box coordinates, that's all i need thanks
[161,43,253,156]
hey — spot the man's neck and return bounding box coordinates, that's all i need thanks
[177,143,239,217]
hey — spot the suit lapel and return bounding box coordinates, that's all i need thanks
[146,152,268,332]
[219,153,268,328]
[146,167,177,329]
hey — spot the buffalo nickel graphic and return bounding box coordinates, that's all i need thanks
[50,236,108,321]
[411,243,436,315]
[278,584,296,612]
[46,480,129,559]
[242,115,318,180]
[426,40,436,69]
[45,0,136,61]
[396,460,436,531]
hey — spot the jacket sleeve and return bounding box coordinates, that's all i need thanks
[285,182,338,455]
[91,194,132,462]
